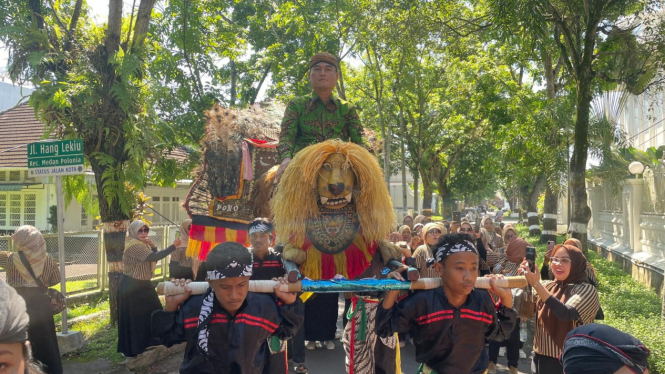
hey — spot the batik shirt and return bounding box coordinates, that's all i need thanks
[277,93,365,160]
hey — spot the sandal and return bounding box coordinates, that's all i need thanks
[294,363,309,374]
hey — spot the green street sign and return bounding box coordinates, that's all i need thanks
[27,140,84,177]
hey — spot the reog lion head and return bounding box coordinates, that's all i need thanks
[317,153,354,209]
[271,140,394,247]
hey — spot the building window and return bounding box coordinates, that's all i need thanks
[24,195,36,226]
[81,207,88,227]
[4,194,37,227]
[0,171,6,182]
[0,194,6,226]
[9,171,21,182]
[23,170,34,182]
[10,194,21,226]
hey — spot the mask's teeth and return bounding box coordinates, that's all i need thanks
[345,194,352,202]
[321,197,328,204]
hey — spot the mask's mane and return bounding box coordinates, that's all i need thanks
[271,140,394,246]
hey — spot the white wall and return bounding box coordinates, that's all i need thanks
[619,92,665,151]
[0,82,33,112]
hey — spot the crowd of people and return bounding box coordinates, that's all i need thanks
[0,214,655,374]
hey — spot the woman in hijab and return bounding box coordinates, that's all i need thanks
[413,215,426,226]
[0,226,62,374]
[483,216,503,249]
[541,238,598,286]
[561,324,650,374]
[402,215,414,230]
[0,280,47,374]
[410,223,424,250]
[498,225,518,254]
[520,244,600,374]
[117,220,179,357]
[487,238,532,374]
[168,219,206,281]
[412,222,445,278]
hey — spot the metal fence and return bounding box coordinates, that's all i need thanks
[0,225,179,296]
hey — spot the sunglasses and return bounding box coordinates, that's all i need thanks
[138,228,149,234]
[427,229,442,235]
[459,228,474,233]
[551,257,572,265]
[504,234,515,241]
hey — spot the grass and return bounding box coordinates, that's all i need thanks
[63,313,124,365]
[515,225,664,373]
[53,295,124,365]
[50,278,99,294]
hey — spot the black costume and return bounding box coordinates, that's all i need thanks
[251,249,286,281]
[152,291,303,374]
[376,287,517,374]
[250,248,289,374]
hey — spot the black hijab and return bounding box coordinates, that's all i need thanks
[562,323,650,374]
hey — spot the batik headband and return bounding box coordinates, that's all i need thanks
[206,256,253,280]
[248,222,272,236]
[434,240,478,263]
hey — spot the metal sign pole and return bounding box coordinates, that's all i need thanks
[56,176,68,334]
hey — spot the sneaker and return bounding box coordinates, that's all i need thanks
[487,362,497,374]
[509,366,518,374]
[499,347,506,357]
[324,340,335,350]
[409,338,414,346]
[399,340,406,348]
[306,341,316,350]
[315,341,323,349]
[519,349,527,359]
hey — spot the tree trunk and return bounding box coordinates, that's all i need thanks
[569,65,594,253]
[230,59,237,107]
[421,170,432,212]
[90,158,130,324]
[399,112,408,217]
[250,63,272,105]
[413,172,419,213]
[525,178,545,236]
[540,183,558,244]
[540,49,559,244]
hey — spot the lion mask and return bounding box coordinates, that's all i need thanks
[271,140,394,249]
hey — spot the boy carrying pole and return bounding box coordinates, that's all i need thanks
[152,242,304,374]
[376,233,517,374]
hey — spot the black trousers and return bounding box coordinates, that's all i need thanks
[288,323,306,364]
[531,353,563,374]
[489,318,520,368]
[304,293,338,341]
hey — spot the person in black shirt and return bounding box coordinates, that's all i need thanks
[247,218,292,374]
[152,242,304,374]
[248,218,286,281]
[376,233,517,374]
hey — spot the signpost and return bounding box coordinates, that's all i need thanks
[28,139,85,334]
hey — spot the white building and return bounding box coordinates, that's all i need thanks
[618,92,665,151]
[387,171,426,220]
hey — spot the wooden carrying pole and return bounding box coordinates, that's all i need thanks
[157,276,528,296]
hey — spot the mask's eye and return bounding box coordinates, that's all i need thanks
[323,163,332,171]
